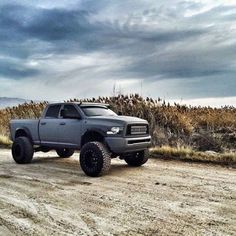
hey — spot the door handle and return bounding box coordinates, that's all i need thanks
[60,122,66,125]
[41,122,46,125]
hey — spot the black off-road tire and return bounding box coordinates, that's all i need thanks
[80,141,111,177]
[56,148,74,158]
[124,149,149,167]
[12,137,34,164]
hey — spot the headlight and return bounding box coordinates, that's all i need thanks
[107,126,123,135]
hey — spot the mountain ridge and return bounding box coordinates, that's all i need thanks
[0,97,30,109]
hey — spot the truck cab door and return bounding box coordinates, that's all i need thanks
[57,104,82,147]
[39,104,62,144]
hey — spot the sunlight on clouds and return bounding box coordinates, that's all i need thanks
[34,52,129,71]
[184,0,236,17]
[27,61,39,67]
[184,5,216,17]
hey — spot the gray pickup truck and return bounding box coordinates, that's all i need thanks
[10,102,151,176]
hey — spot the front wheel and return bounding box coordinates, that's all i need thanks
[56,148,74,158]
[124,150,149,167]
[12,137,34,164]
[80,142,111,177]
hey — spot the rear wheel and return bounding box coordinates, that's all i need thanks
[124,150,149,167]
[12,137,34,164]
[56,148,74,158]
[80,141,111,177]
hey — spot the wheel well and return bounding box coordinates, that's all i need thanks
[81,131,104,147]
[15,129,32,142]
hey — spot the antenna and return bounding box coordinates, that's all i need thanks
[113,81,116,96]
[140,79,143,96]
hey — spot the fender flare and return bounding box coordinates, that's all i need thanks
[81,128,106,146]
[15,127,33,143]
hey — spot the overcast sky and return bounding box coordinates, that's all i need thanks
[0,0,236,106]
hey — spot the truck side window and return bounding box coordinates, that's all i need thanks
[63,105,80,118]
[45,105,61,118]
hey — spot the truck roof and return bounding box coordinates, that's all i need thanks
[48,102,110,107]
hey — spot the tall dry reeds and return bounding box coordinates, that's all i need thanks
[0,94,235,151]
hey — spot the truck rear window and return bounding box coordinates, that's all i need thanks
[45,105,61,118]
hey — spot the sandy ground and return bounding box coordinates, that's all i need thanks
[0,149,235,236]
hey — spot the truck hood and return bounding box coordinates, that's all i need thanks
[87,115,148,124]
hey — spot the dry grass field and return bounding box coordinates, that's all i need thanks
[0,94,235,161]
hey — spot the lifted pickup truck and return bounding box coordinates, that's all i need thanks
[10,102,151,176]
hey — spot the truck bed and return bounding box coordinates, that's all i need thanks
[10,119,40,142]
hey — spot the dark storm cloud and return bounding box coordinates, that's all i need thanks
[0,3,212,54]
[0,0,236,101]
[125,40,236,79]
[0,4,92,54]
[23,9,91,41]
[0,58,39,79]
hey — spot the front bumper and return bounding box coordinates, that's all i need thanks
[105,135,151,154]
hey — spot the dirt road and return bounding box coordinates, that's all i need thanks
[0,149,235,236]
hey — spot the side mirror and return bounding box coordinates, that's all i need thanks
[118,111,123,116]
[61,109,80,119]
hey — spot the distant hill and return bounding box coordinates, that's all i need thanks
[0,97,29,109]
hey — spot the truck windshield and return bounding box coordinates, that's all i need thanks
[80,106,117,117]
